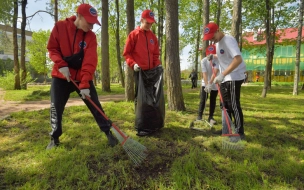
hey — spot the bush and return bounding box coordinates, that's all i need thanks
[0,71,36,90]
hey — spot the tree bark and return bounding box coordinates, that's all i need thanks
[54,0,58,23]
[13,0,20,90]
[165,0,185,111]
[293,0,303,95]
[115,0,125,88]
[202,0,209,57]
[101,0,110,92]
[158,0,165,66]
[216,0,221,27]
[231,0,241,44]
[125,0,135,101]
[20,0,27,90]
[194,0,203,74]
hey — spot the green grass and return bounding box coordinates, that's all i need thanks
[3,83,125,101]
[0,85,303,189]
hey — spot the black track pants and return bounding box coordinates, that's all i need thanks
[49,78,110,139]
[198,86,218,119]
[219,80,244,134]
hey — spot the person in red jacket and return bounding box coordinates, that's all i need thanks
[123,10,163,136]
[46,3,118,149]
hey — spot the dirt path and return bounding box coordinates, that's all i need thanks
[0,88,125,120]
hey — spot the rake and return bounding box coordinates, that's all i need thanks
[210,60,244,150]
[70,79,148,165]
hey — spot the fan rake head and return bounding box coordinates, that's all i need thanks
[112,128,148,166]
[222,135,245,150]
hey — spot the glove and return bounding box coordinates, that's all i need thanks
[214,73,225,84]
[204,84,212,93]
[207,54,213,61]
[134,64,141,72]
[80,89,90,99]
[59,67,71,82]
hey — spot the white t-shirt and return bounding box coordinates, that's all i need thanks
[216,35,246,82]
[201,56,219,91]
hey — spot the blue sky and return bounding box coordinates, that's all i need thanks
[22,0,190,70]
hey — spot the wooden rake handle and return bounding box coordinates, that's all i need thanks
[70,78,128,139]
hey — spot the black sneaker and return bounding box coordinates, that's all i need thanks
[46,137,60,150]
[106,131,118,147]
[196,116,202,120]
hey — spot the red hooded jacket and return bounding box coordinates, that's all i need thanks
[123,26,161,70]
[47,16,98,89]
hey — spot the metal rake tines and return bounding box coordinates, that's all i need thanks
[222,136,244,150]
[111,127,126,143]
[123,138,148,166]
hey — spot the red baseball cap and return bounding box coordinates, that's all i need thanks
[206,45,216,55]
[203,22,219,40]
[141,10,156,23]
[77,4,101,26]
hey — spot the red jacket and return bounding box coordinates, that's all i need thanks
[123,26,161,70]
[47,16,98,89]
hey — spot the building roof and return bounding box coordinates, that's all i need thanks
[242,27,304,46]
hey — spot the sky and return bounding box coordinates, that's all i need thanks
[22,0,191,70]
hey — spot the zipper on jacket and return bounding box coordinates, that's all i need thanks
[144,31,151,70]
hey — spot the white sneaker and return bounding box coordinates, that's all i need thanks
[209,118,217,125]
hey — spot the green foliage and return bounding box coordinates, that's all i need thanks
[0,71,35,90]
[27,30,52,75]
[0,85,303,189]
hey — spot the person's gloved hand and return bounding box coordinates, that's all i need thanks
[80,89,90,99]
[59,67,71,82]
[207,54,213,61]
[134,64,141,72]
[214,73,225,84]
[204,84,212,93]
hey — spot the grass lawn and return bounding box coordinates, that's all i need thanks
[3,83,125,102]
[0,84,303,189]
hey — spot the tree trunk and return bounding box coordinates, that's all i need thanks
[115,0,125,88]
[262,0,273,97]
[202,0,209,57]
[20,0,27,90]
[293,0,303,95]
[165,0,185,111]
[101,0,110,92]
[231,0,241,44]
[158,0,165,66]
[194,0,202,74]
[216,0,221,27]
[13,0,20,90]
[54,0,58,23]
[125,0,135,101]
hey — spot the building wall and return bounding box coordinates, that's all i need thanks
[0,24,32,61]
[243,44,304,82]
